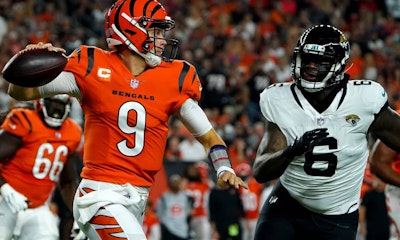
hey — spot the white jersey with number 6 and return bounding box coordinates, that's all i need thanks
[259,80,387,215]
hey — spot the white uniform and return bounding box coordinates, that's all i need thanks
[259,80,387,215]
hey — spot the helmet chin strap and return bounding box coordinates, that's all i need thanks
[300,79,325,92]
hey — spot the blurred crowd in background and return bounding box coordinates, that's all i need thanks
[1,0,400,239]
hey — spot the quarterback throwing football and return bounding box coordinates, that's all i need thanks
[5,0,247,239]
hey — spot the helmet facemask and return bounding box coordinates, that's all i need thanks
[292,25,350,93]
[146,19,179,63]
[36,94,71,128]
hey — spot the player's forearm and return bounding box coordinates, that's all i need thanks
[370,164,400,187]
[60,182,77,211]
[252,151,292,183]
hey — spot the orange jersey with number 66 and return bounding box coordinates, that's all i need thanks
[1,108,82,208]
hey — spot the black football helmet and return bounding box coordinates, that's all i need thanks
[35,94,71,128]
[291,24,350,92]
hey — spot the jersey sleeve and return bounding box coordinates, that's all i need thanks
[168,60,202,113]
[179,61,202,102]
[1,109,32,138]
[362,81,388,114]
[64,46,89,78]
[64,45,105,99]
[259,84,285,123]
[259,88,272,122]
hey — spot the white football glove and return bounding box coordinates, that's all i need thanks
[0,183,28,213]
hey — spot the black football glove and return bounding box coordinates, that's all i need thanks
[283,128,329,159]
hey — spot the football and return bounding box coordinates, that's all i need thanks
[1,48,68,87]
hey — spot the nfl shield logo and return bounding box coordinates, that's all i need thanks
[130,79,139,89]
[317,117,325,126]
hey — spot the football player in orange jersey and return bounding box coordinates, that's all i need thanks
[183,163,212,240]
[5,0,247,239]
[0,94,83,240]
[370,139,400,237]
[142,200,161,240]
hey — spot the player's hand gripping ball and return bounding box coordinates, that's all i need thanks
[1,48,67,87]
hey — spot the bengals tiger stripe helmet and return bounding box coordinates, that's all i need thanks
[104,0,179,67]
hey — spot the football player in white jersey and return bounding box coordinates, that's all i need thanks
[252,24,400,240]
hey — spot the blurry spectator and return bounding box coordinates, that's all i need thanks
[165,135,182,162]
[246,121,265,152]
[209,186,245,240]
[363,52,378,80]
[157,174,194,240]
[385,0,400,19]
[236,163,264,240]
[200,61,231,111]
[143,200,161,240]
[359,176,391,240]
[274,54,292,83]
[347,42,364,80]
[229,137,252,171]
[214,106,237,144]
[183,163,212,240]
[196,161,215,189]
[246,59,272,124]
[0,11,7,45]
[178,133,207,162]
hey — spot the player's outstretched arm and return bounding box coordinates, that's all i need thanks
[252,122,328,183]
[252,122,290,183]
[370,106,400,152]
[0,128,22,163]
[196,129,247,189]
[0,130,29,213]
[370,140,400,187]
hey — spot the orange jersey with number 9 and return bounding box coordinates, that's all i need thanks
[64,46,202,186]
[1,108,82,208]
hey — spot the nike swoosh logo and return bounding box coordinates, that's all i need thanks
[382,92,386,97]
[8,124,16,130]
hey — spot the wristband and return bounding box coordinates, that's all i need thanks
[208,145,232,174]
[217,166,236,178]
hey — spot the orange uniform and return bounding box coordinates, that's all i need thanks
[239,177,264,220]
[392,153,400,174]
[142,210,160,238]
[1,108,82,208]
[185,181,210,217]
[65,46,201,186]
